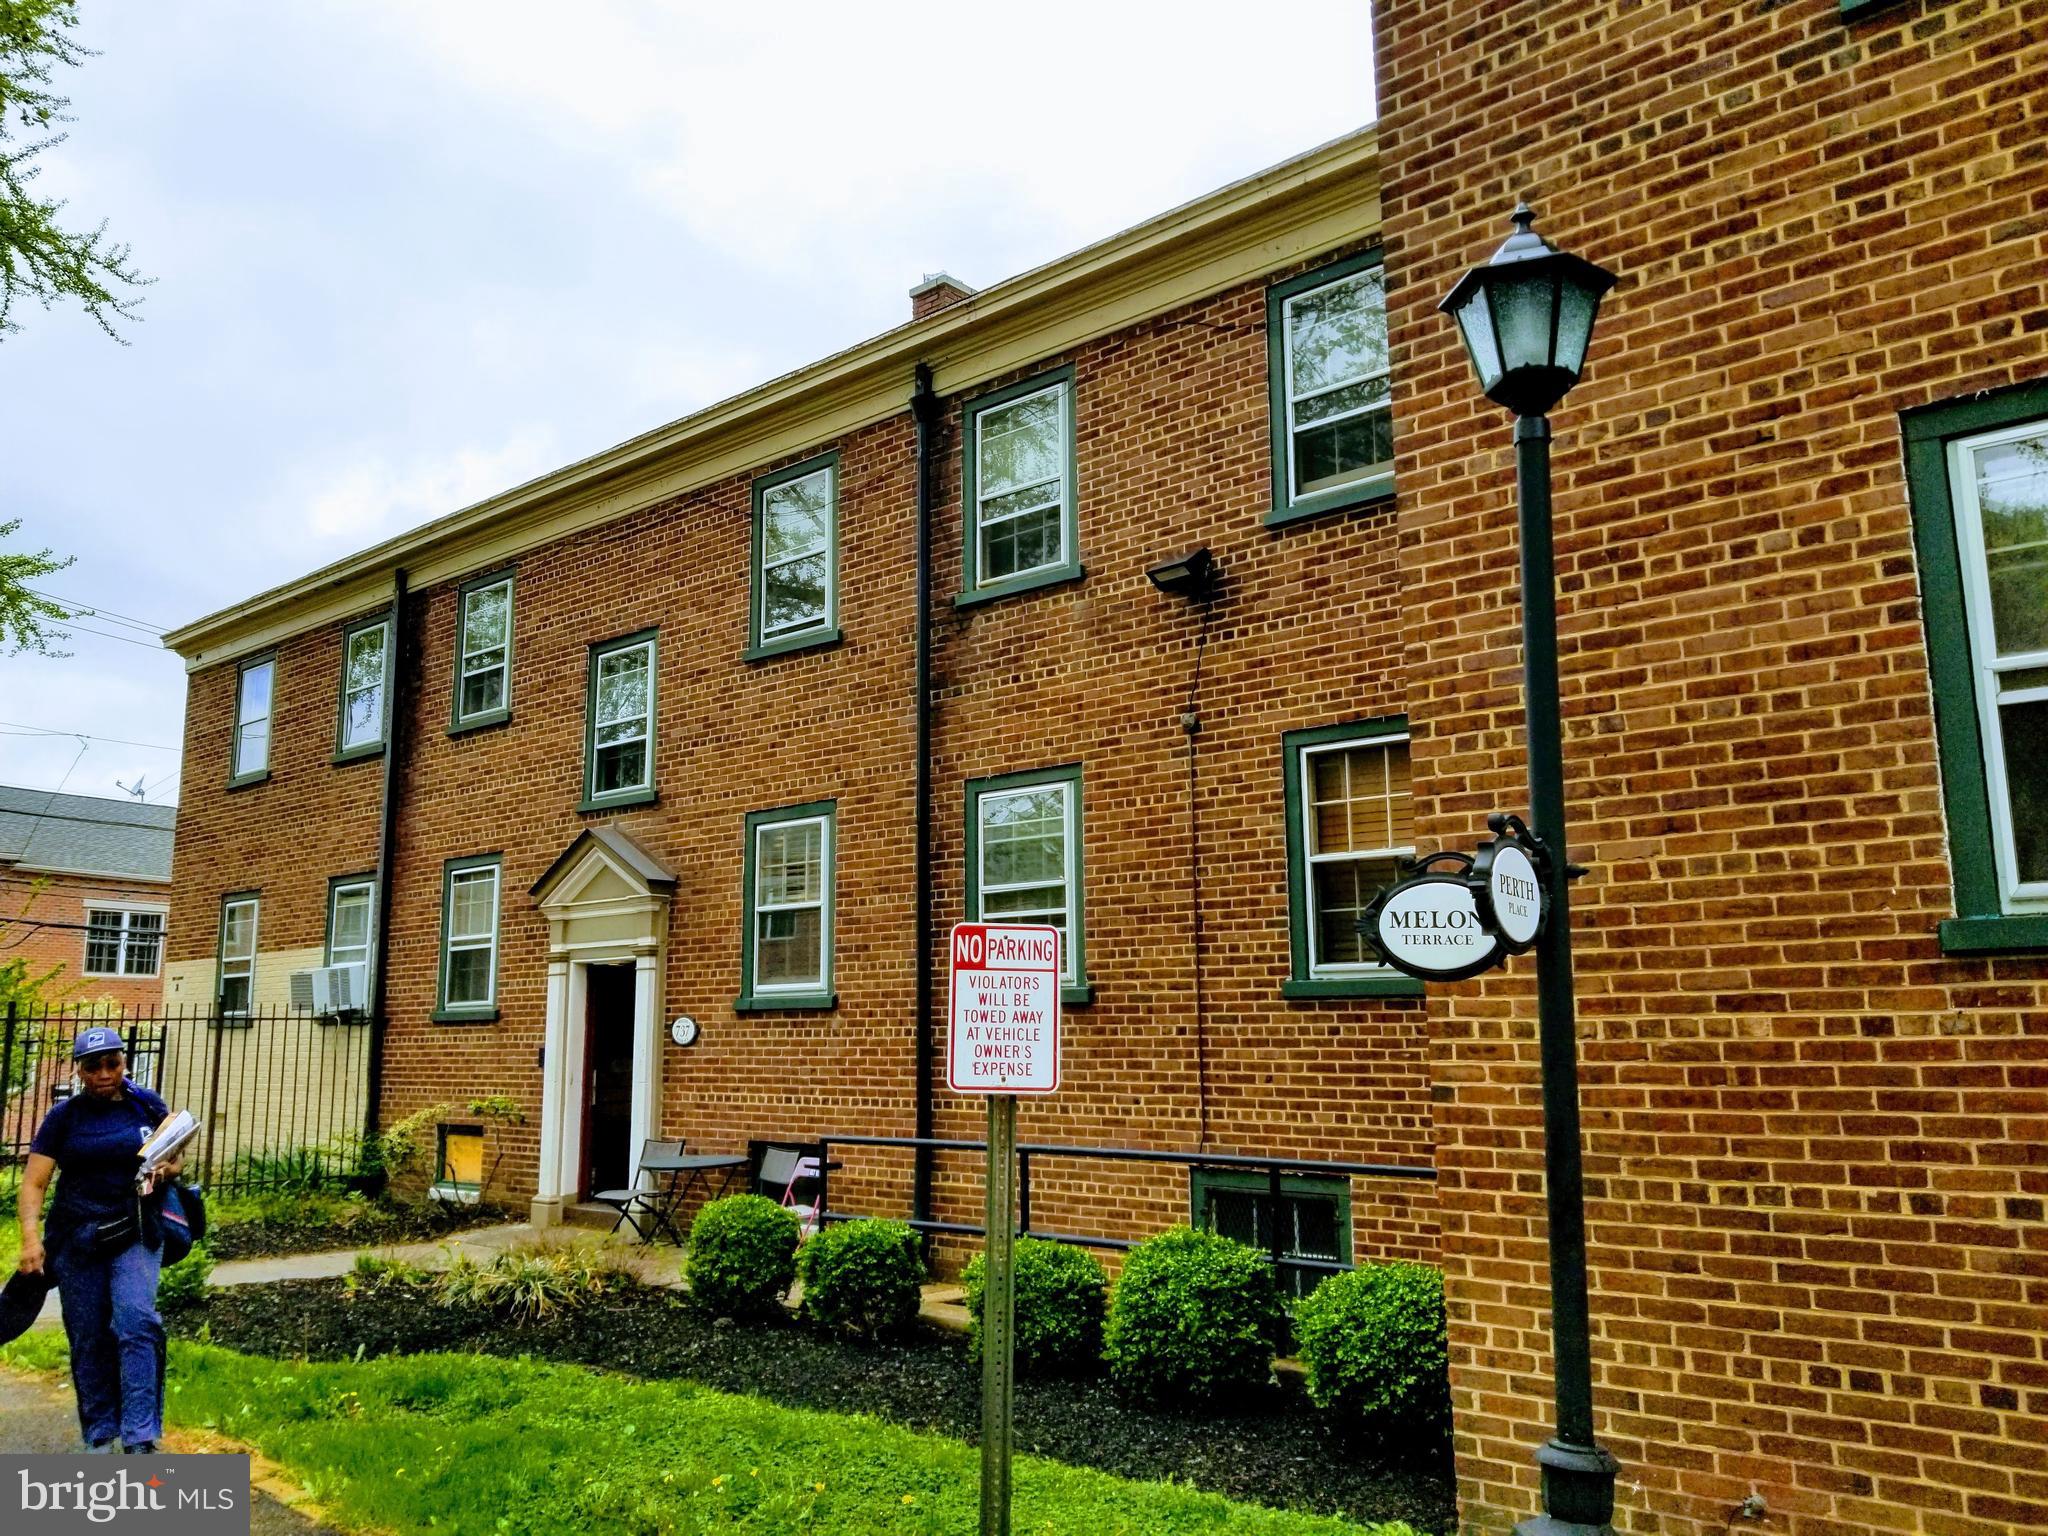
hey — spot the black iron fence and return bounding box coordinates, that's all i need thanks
[814,1133,1436,1293]
[1,1003,376,1199]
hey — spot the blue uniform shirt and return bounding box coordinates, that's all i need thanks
[30,1079,170,1246]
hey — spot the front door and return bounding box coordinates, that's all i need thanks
[581,963,637,1197]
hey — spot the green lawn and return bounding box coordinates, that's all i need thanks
[2,1334,1410,1536]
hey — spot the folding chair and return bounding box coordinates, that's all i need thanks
[758,1146,823,1238]
[592,1137,683,1241]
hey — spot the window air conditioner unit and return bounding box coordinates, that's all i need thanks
[289,963,368,1021]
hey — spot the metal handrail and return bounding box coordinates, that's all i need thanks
[812,1131,1433,1286]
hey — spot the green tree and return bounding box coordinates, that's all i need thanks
[1,0,146,339]
[0,517,71,654]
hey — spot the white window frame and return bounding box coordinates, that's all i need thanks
[82,904,167,978]
[974,778,1079,987]
[971,380,1070,586]
[587,635,656,802]
[1948,417,2048,911]
[327,879,375,970]
[1282,267,1392,505]
[338,619,391,752]
[455,576,514,724]
[758,464,837,643]
[1299,733,1413,979]
[750,812,832,995]
[219,895,259,1014]
[232,657,275,780]
[441,863,501,1012]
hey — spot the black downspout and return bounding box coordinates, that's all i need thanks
[911,364,940,1225]
[364,568,408,1141]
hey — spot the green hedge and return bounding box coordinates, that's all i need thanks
[1103,1227,1283,1404]
[1293,1263,1450,1439]
[686,1195,801,1319]
[796,1218,926,1342]
[962,1238,1107,1376]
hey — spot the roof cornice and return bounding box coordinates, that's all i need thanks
[165,127,1380,671]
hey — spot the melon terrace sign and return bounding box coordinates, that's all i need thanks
[1361,814,1557,982]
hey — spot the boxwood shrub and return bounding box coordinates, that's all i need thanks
[1102,1226,1283,1405]
[685,1194,801,1319]
[1293,1262,1450,1439]
[157,1242,215,1311]
[795,1218,926,1342]
[961,1238,1108,1376]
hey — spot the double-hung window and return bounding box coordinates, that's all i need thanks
[230,654,275,785]
[959,368,1080,605]
[1282,719,1419,997]
[1267,253,1394,525]
[452,570,514,730]
[749,454,839,658]
[582,630,657,810]
[335,615,391,760]
[83,907,165,977]
[436,856,501,1021]
[965,766,1089,1002]
[217,893,259,1016]
[1904,380,2048,952]
[326,876,375,971]
[736,802,836,1011]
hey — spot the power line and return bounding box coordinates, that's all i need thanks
[0,721,179,753]
[23,588,168,633]
[56,621,168,652]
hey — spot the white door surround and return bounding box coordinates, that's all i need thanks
[527,825,676,1228]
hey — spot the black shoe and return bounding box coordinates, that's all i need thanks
[122,1441,156,1454]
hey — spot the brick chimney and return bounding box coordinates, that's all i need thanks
[909,272,977,321]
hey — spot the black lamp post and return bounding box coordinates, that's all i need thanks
[1440,205,1621,1536]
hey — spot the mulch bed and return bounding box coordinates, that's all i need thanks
[203,1202,514,1261]
[170,1277,1456,1534]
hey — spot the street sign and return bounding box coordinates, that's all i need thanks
[1471,817,1546,953]
[1368,872,1505,981]
[947,922,1062,1095]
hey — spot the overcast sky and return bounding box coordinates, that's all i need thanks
[0,1,1376,808]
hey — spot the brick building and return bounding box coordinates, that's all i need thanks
[1376,0,2046,1533]
[158,0,2048,1524]
[1,786,174,1011]
[161,129,1440,1267]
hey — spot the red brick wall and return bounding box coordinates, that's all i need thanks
[168,246,1444,1270]
[2,866,171,1011]
[1376,1,2048,1532]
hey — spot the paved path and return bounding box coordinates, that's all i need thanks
[0,1367,335,1533]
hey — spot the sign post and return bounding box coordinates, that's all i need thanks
[947,922,1062,1536]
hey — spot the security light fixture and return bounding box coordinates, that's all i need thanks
[1146,547,1217,602]
[1440,204,1618,419]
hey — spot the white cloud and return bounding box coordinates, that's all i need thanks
[296,430,566,546]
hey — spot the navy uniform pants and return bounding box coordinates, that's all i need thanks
[52,1237,164,1449]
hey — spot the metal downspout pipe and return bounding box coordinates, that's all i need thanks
[363,568,407,1141]
[911,365,940,1224]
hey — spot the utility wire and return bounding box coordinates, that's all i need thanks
[54,621,168,651]
[0,721,179,752]
[23,588,169,633]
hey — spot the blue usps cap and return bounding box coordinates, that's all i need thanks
[72,1026,126,1060]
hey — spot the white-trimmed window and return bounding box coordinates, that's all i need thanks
[739,804,835,1006]
[967,767,1085,990]
[753,457,837,651]
[1948,417,2048,909]
[961,370,1078,599]
[1292,729,1412,979]
[218,894,259,1013]
[438,858,501,1017]
[231,656,275,782]
[1269,255,1393,521]
[326,878,374,970]
[585,631,656,806]
[337,617,390,754]
[83,906,165,977]
[454,574,514,725]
